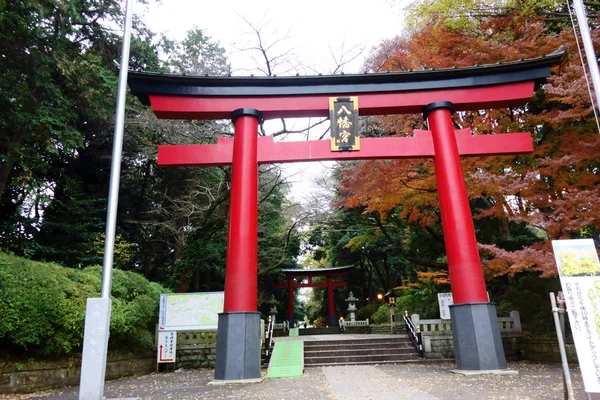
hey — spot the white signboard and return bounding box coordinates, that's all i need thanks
[159,292,224,331]
[552,239,600,393]
[157,331,177,363]
[438,293,454,319]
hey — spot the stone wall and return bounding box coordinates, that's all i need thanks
[421,333,523,360]
[520,338,578,363]
[0,352,155,395]
[175,331,218,369]
[416,311,524,361]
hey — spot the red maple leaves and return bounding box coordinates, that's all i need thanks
[338,13,600,278]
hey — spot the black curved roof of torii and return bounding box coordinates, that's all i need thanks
[128,49,564,106]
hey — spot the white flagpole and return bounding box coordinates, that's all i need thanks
[79,0,134,398]
[573,0,600,111]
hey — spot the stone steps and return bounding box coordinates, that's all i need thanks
[303,336,421,367]
[307,359,427,367]
[304,337,414,348]
[299,327,342,335]
[305,347,417,358]
[304,342,414,351]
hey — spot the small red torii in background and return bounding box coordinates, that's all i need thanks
[273,266,355,328]
[128,50,562,381]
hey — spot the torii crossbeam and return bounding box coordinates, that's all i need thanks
[128,50,562,381]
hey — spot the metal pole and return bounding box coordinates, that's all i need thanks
[550,292,575,400]
[78,2,134,398]
[557,292,568,400]
[100,0,134,298]
[572,0,600,111]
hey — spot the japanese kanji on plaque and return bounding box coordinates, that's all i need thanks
[330,97,359,151]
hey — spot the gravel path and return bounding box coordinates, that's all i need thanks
[2,361,598,400]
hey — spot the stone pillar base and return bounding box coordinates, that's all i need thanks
[214,312,261,381]
[327,316,337,327]
[79,298,111,400]
[450,303,507,370]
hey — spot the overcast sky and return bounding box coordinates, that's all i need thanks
[141,1,409,204]
[144,1,406,74]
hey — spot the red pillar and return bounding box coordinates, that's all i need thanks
[223,109,261,312]
[288,278,294,324]
[327,276,335,325]
[424,102,488,304]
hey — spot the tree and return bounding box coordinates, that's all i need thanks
[168,28,231,76]
[341,11,600,282]
[404,0,594,32]
[0,0,162,257]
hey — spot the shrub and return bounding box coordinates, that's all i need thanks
[394,294,440,319]
[355,303,378,321]
[371,304,392,324]
[0,252,168,357]
[312,316,326,328]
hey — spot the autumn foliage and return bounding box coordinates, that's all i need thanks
[338,13,600,279]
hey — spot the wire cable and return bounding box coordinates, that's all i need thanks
[567,0,600,134]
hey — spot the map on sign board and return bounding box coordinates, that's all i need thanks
[552,239,600,393]
[159,292,224,331]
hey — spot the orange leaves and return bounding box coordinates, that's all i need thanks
[338,11,600,282]
[480,242,558,278]
[338,158,439,227]
[364,14,556,76]
[394,271,450,292]
[417,271,450,285]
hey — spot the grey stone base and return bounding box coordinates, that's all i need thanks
[209,377,264,385]
[214,312,261,381]
[450,303,507,370]
[451,369,518,376]
[79,297,111,400]
[327,316,337,327]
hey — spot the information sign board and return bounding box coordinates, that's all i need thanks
[159,292,224,331]
[438,293,453,319]
[552,238,600,393]
[157,331,177,363]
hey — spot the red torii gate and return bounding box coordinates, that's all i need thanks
[128,50,561,382]
[274,266,355,327]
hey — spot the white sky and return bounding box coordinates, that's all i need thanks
[142,0,409,204]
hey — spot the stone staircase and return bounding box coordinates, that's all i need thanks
[299,327,342,336]
[303,336,421,367]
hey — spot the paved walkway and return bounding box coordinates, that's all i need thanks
[323,365,437,400]
[4,361,598,400]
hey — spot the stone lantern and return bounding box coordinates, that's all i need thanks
[345,291,358,321]
[268,295,278,319]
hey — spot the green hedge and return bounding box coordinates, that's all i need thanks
[371,304,392,324]
[355,303,379,321]
[0,252,168,357]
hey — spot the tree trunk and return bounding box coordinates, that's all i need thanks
[191,268,200,292]
[0,160,14,204]
[0,130,25,203]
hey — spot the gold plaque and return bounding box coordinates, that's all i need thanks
[330,97,360,151]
